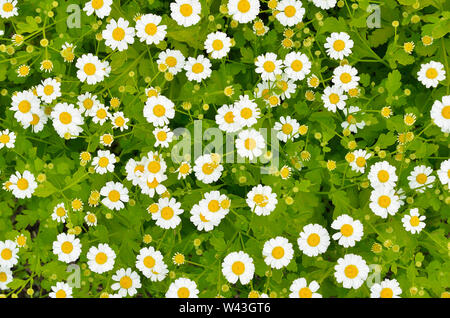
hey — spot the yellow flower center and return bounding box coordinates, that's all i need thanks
[179,163,190,174]
[220,199,230,209]
[120,276,132,289]
[98,157,109,168]
[415,173,427,184]
[307,233,320,247]
[425,67,438,79]
[224,111,235,124]
[18,100,31,113]
[340,224,354,237]
[112,27,125,41]
[19,65,29,76]
[59,112,72,125]
[380,288,393,298]
[410,215,420,227]
[231,261,245,275]
[91,0,104,10]
[237,0,250,13]
[299,287,312,298]
[3,2,13,12]
[1,248,12,260]
[55,289,67,298]
[263,61,275,73]
[17,178,29,190]
[377,170,389,183]
[344,264,358,278]
[282,123,293,135]
[271,246,284,259]
[333,39,345,51]
[83,63,96,76]
[96,108,107,119]
[179,3,193,17]
[329,93,340,104]
[441,106,450,119]
[340,72,352,84]
[147,161,161,173]
[253,194,268,207]
[202,163,215,175]
[177,287,190,298]
[156,130,167,141]
[44,85,54,96]
[212,39,224,51]
[95,252,108,265]
[378,195,391,208]
[61,241,73,254]
[240,107,252,119]
[192,63,204,74]
[102,135,113,145]
[291,59,303,72]
[161,206,174,220]
[145,23,157,36]
[30,114,40,125]
[284,5,296,17]
[165,56,177,68]
[108,190,121,202]
[143,255,155,268]
[244,138,256,150]
[16,235,26,246]
[153,104,166,117]
[115,116,125,127]
[0,272,7,282]
[0,134,10,144]
[83,98,94,110]
[208,200,220,213]
[355,157,366,167]
[56,207,66,217]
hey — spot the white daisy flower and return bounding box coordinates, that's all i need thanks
[227,0,260,24]
[102,17,135,51]
[153,126,174,148]
[142,151,167,183]
[233,94,260,128]
[437,159,450,187]
[100,181,129,211]
[349,149,371,173]
[52,233,82,263]
[193,153,223,184]
[198,190,231,222]
[184,55,212,82]
[312,0,337,9]
[222,251,255,285]
[246,184,278,216]
[274,116,300,142]
[90,103,110,125]
[77,92,101,116]
[204,31,231,59]
[87,243,116,274]
[157,49,185,75]
[143,95,175,127]
[277,74,297,99]
[135,13,166,45]
[175,161,192,179]
[324,32,354,60]
[297,224,330,257]
[341,106,365,133]
[135,246,168,281]
[50,102,84,139]
[215,104,241,133]
[430,95,450,133]
[84,212,98,226]
[262,236,294,269]
[0,266,13,290]
[76,53,111,85]
[332,65,360,92]
[0,129,16,149]
[255,52,283,81]
[110,111,129,131]
[331,214,364,248]
[125,158,146,186]
[275,0,305,27]
[289,278,322,298]
[190,203,221,231]
[139,175,167,198]
[170,0,201,27]
[407,165,435,193]
[49,282,73,298]
[283,51,311,81]
[401,208,426,234]
[367,160,398,189]
[417,61,446,88]
[236,128,266,160]
[369,187,401,218]
[322,86,347,112]
[166,278,199,298]
[334,254,369,289]
[0,0,18,19]
[9,170,37,199]
[27,108,48,133]
[370,278,402,298]
[10,90,41,125]
[92,150,116,174]
[36,78,62,104]
[0,240,18,268]
[83,0,112,19]
[152,197,184,229]
[51,203,69,223]
[111,268,142,297]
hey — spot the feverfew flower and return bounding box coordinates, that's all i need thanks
[401,208,426,234]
